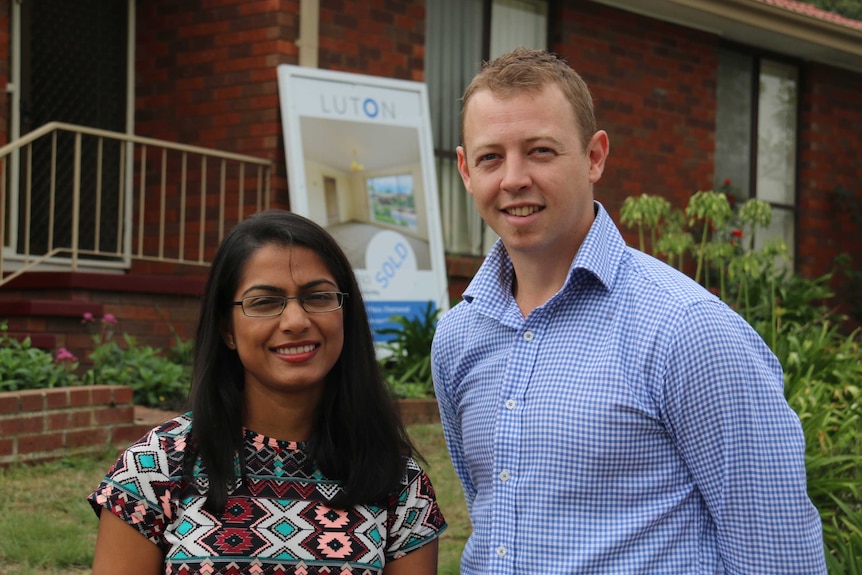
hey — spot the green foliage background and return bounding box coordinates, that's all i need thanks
[621,189,862,571]
[796,0,862,20]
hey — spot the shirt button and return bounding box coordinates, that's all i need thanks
[505,399,516,410]
[499,470,510,482]
[523,330,534,341]
[496,545,507,557]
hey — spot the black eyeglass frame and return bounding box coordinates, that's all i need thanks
[232,291,349,317]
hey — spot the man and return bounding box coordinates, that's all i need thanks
[431,47,826,574]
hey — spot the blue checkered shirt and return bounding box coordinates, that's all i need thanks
[432,202,826,574]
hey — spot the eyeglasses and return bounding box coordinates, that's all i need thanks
[233,292,348,317]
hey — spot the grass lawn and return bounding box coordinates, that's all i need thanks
[0,423,468,575]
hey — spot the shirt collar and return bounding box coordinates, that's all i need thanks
[462,201,624,314]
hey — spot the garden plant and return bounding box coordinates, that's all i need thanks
[621,186,862,571]
[376,301,440,399]
[0,313,191,411]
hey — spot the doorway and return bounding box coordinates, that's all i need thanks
[15,0,129,258]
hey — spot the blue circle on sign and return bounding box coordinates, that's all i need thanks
[363,98,379,118]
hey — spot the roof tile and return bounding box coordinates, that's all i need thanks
[755,0,862,31]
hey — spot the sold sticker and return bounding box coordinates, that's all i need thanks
[365,230,418,294]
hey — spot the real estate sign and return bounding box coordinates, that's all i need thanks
[276,65,449,343]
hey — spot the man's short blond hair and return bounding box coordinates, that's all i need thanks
[460,47,597,151]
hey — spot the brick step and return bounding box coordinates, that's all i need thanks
[3,332,57,350]
[0,299,104,317]
[0,299,105,360]
[0,272,204,369]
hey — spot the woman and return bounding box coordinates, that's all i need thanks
[88,210,446,574]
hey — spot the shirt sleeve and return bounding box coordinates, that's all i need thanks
[662,299,827,574]
[87,427,178,553]
[384,458,448,560]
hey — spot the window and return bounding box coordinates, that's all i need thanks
[367,174,418,232]
[426,0,548,256]
[715,48,798,266]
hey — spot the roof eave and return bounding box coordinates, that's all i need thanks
[590,0,862,73]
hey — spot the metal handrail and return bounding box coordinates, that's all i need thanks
[0,122,273,286]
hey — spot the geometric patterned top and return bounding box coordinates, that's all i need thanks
[88,414,447,574]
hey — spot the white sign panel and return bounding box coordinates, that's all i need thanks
[277,65,449,342]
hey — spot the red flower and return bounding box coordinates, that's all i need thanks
[723,178,731,186]
[731,229,743,238]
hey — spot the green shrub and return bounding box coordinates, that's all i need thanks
[79,314,191,410]
[0,322,80,391]
[622,189,862,569]
[376,302,440,399]
[777,320,862,560]
[0,315,191,410]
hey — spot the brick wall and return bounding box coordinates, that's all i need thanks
[132,1,298,277]
[798,62,862,326]
[318,0,425,81]
[133,0,425,204]
[0,387,437,466]
[0,386,147,466]
[0,272,204,369]
[135,0,295,162]
[553,3,717,231]
[798,62,862,276]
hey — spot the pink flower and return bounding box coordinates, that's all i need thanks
[101,313,118,325]
[81,312,95,325]
[55,347,78,363]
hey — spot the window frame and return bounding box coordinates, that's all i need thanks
[715,41,802,269]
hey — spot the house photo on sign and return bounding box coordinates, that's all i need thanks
[276,65,448,343]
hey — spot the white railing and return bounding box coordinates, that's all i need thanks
[0,122,273,286]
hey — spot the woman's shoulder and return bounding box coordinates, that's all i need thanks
[124,412,193,457]
[397,456,434,494]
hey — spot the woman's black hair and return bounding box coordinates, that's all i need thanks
[184,209,415,513]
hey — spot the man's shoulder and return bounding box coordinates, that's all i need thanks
[617,247,715,309]
[434,297,475,337]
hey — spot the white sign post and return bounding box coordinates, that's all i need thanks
[277,65,449,343]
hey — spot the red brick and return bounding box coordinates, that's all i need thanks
[396,399,440,425]
[17,432,64,455]
[45,389,70,409]
[69,387,92,407]
[66,428,110,450]
[0,394,19,415]
[112,386,134,405]
[91,386,115,406]
[18,390,46,412]
[2,414,44,435]
[48,411,71,431]
[94,406,135,426]
[0,438,13,457]
[69,409,94,429]
[0,417,21,435]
